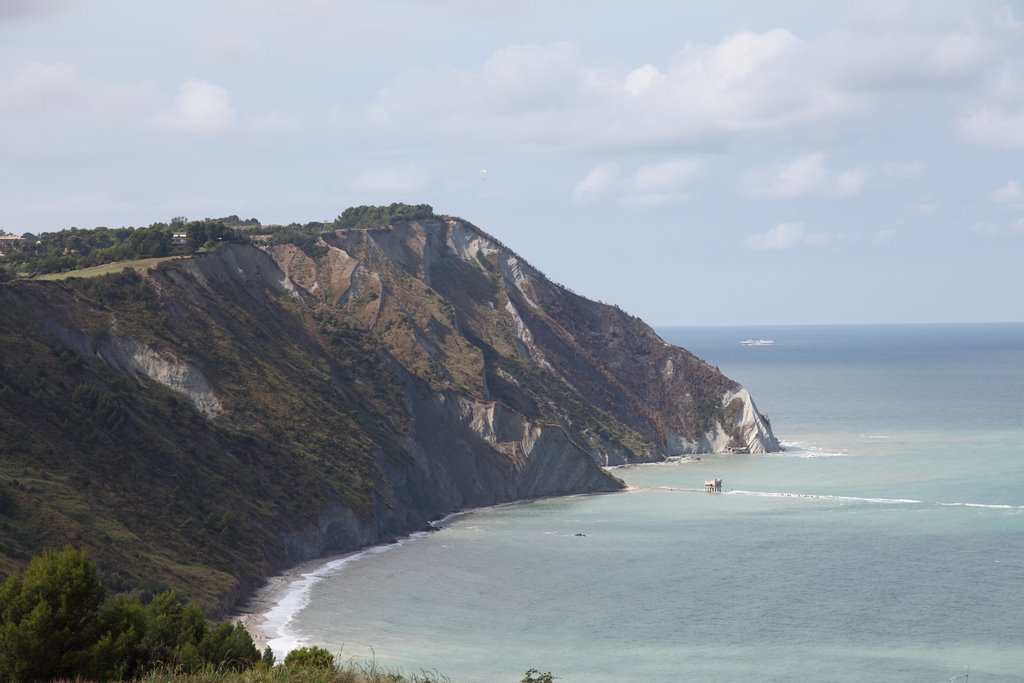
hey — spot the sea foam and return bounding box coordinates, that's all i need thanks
[263,532,430,656]
[727,490,924,505]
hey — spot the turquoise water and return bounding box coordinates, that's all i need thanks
[265,324,1024,682]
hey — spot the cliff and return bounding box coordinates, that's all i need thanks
[268,216,778,460]
[0,210,777,613]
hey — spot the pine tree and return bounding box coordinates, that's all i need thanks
[0,546,105,681]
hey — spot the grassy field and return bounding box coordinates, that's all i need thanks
[31,256,187,280]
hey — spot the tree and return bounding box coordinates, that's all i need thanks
[139,590,206,665]
[0,549,266,681]
[334,203,435,229]
[284,645,335,670]
[197,621,260,671]
[0,546,105,681]
[84,596,146,681]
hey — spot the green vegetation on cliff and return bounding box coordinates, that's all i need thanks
[0,205,435,280]
[333,204,435,230]
[0,264,408,610]
[2,221,247,278]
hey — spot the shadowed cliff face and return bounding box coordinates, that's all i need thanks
[0,214,777,613]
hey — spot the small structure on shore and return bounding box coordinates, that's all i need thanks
[704,478,722,492]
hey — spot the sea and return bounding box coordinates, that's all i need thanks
[259,323,1024,682]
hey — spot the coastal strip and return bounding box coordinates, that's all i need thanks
[231,534,430,654]
[231,493,618,655]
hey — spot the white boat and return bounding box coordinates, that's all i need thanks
[740,339,775,346]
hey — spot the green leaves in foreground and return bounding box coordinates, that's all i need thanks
[0,546,260,682]
[284,646,336,670]
[0,545,105,680]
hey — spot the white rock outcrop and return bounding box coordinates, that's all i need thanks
[43,318,222,418]
[665,388,778,455]
[97,337,223,418]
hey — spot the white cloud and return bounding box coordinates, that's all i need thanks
[872,229,898,242]
[1,62,81,115]
[368,42,584,148]
[158,80,236,134]
[990,179,1024,205]
[832,169,869,198]
[572,163,618,205]
[359,3,1022,154]
[200,0,393,58]
[740,153,867,199]
[0,62,155,120]
[818,2,1011,91]
[879,161,924,179]
[624,64,662,96]
[246,112,300,136]
[971,215,1024,237]
[633,159,703,191]
[957,106,1024,148]
[743,222,830,250]
[571,158,703,207]
[367,31,851,152]
[971,221,1001,237]
[353,164,429,194]
[909,201,939,217]
[823,31,993,90]
[622,158,703,207]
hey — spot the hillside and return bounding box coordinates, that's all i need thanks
[0,208,777,613]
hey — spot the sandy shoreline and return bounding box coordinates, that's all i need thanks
[229,552,356,653]
[229,530,445,654]
[229,491,623,654]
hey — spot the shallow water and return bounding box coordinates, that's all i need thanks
[264,324,1024,682]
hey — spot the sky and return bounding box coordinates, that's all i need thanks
[1,0,1022,325]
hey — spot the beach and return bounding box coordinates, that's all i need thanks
[231,553,354,654]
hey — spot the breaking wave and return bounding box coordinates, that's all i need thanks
[776,441,852,458]
[727,490,923,504]
[262,531,430,655]
[940,502,1024,510]
[630,485,1023,511]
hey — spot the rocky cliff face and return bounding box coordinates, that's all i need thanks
[268,216,779,461]
[0,212,777,613]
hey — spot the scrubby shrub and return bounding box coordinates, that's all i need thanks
[284,645,336,670]
[522,669,557,683]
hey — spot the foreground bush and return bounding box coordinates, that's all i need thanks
[285,646,336,670]
[0,547,260,681]
[0,545,105,680]
[133,660,452,682]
